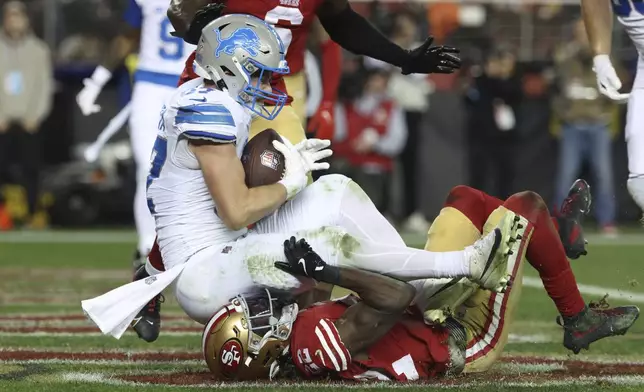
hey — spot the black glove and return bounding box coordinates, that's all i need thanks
[401,36,461,75]
[172,2,227,45]
[274,237,340,284]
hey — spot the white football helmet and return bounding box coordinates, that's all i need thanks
[195,14,290,120]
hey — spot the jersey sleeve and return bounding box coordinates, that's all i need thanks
[174,103,238,144]
[123,0,143,29]
[291,314,352,377]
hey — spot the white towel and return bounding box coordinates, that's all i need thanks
[81,264,186,339]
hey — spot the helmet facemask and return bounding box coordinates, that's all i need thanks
[235,289,298,355]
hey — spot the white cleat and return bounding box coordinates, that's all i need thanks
[466,211,521,293]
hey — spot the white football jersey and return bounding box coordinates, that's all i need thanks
[147,78,253,269]
[613,0,644,55]
[124,0,195,77]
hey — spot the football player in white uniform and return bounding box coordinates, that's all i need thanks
[84,14,517,344]
[581,0,644,217]
[76,0,195,264]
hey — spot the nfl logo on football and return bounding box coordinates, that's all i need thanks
[260,150,280,171]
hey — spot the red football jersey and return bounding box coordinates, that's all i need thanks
[289,297,452,381]
[178,0,325,94]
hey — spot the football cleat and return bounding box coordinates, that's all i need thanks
[131,265,163,343]
[558,304,640,354]
[467,211,521,293]
[557,179,591,259]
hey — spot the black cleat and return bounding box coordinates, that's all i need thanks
[131,265,163,343]
[558,304,640,354]
[557,179,592,259]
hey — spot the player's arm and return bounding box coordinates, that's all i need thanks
[581,0,613,56]
[276,238,416,358]
[168,1,226,44]
[191,141,288,230]
[307,19,342,139]
[581,0,629,100]
[76,0,141,116]
[316,0,461,75]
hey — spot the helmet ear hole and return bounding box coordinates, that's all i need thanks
[220,65,235,77]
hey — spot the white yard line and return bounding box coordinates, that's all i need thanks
[0,331,201,337]
[522,277,644,303]
[56,372,644,389]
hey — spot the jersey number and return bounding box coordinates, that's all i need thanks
[612,0,644,17]
[264,6,304,55]
[146,136,168,214]
[159,18,185,60]
[391,354,419,381]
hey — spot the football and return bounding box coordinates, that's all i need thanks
[241,128,285,188]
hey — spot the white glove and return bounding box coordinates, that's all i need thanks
[593,55,630,102]
[76,66,112,116]
[272,138,332,199]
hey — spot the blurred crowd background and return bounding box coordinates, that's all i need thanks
[0,0,639,237]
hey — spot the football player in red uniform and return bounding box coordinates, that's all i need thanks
[202,184,640,381]
[167,0,460,145]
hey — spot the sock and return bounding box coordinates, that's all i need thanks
[502,192,586,317]
[147,237,166,273]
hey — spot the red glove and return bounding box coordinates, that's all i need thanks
[308,100,335,140]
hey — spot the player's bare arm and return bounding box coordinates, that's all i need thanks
[581,0,613,56]
[276,237,416,356]
[191,140,287,231]
[316,0,461,75]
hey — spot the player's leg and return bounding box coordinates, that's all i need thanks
[257,175,509,287]
[412,186,505,322]
[127,82,172,342]
[250,105,306,145]
[625,86,644,216]
[255,174,405,247]
[283,72,308,127]
[174,244,256,324]
[454,190,638,371]
[129,82,166,264]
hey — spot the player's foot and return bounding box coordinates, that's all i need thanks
[558,304,640,354]
[131,265,163,343]
[557,179,591,259]
[466,211,520,293]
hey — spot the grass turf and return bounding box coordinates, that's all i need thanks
[0,231,643,391]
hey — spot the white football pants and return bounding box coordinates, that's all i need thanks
[625,55,644,214]
[175,175,477,324]
[129,81,174,256]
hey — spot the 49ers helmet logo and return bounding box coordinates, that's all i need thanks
[219,339,243,374]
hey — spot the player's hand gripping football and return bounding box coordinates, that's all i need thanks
[272,138,332,199]
[593,54,630,102]
[401,36,461,75]
[275,236,337,283]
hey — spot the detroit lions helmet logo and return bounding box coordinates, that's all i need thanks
[215,27,263,58]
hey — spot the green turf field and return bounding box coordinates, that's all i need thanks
[1,230,643,391]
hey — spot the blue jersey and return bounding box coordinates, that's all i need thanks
[124,0,196,87]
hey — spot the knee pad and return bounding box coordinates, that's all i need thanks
[627,177,644,212]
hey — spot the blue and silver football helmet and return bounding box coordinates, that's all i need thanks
[194,14,290,120]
